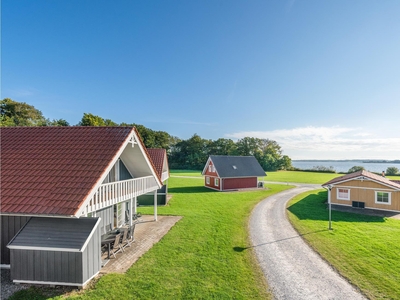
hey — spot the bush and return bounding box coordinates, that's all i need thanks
[386,167,399,176]
[348,166,365,173]
[311,165,336,173]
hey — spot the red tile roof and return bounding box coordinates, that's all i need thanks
[1,127,134,216]
[322,170,400,190]
[146,148,168,178]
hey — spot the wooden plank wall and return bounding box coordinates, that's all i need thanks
[1,215,31,264]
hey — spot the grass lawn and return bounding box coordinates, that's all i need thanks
[265,171,342,184]
[170,169,203,177]
[287,189,400,300]
[170,169,399,185]
[11,178,292,300]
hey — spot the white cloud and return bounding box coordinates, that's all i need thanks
[226,126,400,160]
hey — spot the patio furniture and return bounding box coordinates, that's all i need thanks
[110,233,122,258]
[124,224,136,249]
[120,228,128,250]
[101,232,119,259]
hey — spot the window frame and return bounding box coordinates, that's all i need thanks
[206,176,210,184]
[215,178,219,187]
[337,188,350,201]
[375,191,391,205]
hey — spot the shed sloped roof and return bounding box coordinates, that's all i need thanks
[322,170,400,190]
[147,148,169,178]
[205,155,266,178]
[7,217,99,251]
[1,127,134,215]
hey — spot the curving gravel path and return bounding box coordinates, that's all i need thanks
[250,186,367,300]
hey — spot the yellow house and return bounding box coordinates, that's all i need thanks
[322,170,400,212]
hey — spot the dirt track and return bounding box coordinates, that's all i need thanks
[249,187,366,300]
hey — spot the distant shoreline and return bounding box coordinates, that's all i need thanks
[293,159,400,164]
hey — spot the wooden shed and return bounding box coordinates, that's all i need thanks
[322,170,400,213]
[7,217,101,287]
[202,155,266,191]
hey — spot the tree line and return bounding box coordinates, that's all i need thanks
[0,98,292,171]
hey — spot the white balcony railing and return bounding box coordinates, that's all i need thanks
[161,171,169,182]
[86,176,158,214]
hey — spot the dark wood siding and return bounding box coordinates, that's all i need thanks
[10,250,83,284]
[1,215,30,264]
[223,177,258,190]
[96,206,113,234]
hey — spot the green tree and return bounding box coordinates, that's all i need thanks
[48,118,70,126]
[78,113,107,126]
[169,134,210,169]
[235,137,289,171]
[386,167,399,176]
[348,166,365,173]
[207,138,237,155]
[0,98,47,126]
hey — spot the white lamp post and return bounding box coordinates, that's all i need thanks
[327,184,332,230]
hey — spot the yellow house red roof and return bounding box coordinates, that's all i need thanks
[322,170,400,190]
[1,127,138,216]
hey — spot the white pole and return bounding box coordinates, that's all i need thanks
[129,198,133,227]
[154,190,158,221]
[328,185,332,230]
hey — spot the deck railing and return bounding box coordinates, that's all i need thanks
[86,176,158,214]
[161,171,169,182]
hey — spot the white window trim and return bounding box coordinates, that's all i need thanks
[375,191,391,205]
[208,165,212,172]
[215,178,219,187]
[206,177,210,184]
[337,188,350,201]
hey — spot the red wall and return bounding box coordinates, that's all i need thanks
[205,176,220,190]
[204,161,217,176]
[222,177,258,190]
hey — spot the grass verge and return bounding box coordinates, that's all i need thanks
[287,189,400,299]
[11,178,292,300]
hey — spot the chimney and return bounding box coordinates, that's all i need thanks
[382,171,385,177]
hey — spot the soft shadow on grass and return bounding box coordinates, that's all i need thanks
[287,191,385,223]
[233,229,326,252]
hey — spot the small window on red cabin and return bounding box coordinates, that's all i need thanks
[206,177,210,184]
[215,178,219,186]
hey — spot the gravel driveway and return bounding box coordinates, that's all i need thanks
[250,187,367,300]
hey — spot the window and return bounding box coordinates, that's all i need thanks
[215,178,219,187]
[206,177,210,184]
[337,188,350,200]
[375,191,391,204]
[209,165,212,172]
[212,165,216,172]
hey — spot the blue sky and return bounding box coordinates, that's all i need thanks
[2,1,400,160]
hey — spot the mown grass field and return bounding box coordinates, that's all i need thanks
[287,189,400,300]
[170,170,398,185]
[11,178,292,300]
[170,169,342,184]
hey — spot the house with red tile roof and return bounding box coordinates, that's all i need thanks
[1,126,162,286]
[138,148,170,206]
[322,170,400,212]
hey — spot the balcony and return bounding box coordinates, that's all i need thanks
[86,176,159,214]
[161,171,169,182]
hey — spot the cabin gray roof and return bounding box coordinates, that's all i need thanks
[205,155,266,178]
[7,217,99,251]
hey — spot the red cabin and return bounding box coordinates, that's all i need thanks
[202,155,266,191]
